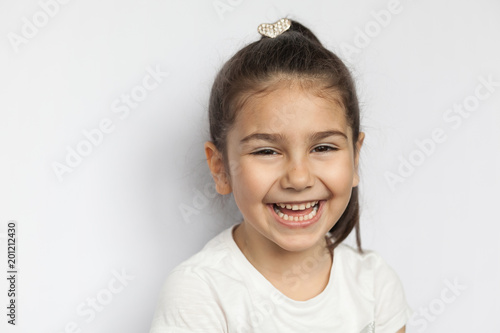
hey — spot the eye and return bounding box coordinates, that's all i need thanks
[311,145,338,153]
[251,148,278,155]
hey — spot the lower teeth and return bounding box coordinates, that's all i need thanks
[273,203,319,222]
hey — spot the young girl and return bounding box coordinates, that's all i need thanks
[150,18,412,333]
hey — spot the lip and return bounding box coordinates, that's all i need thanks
[273,200,318,206]
[267,200,325,229]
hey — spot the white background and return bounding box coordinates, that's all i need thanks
[1,0,499,332]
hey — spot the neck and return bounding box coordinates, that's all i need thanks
[232,222,332,285]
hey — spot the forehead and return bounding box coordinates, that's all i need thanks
[232,82,351,138]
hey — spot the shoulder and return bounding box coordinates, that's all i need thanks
[334,243,408,299]
[334,243,396,279]
[171,227,234,276]
[334,244,412,332]
[333,244,397,297]
[149,226,237,332]
[160,226,237,297]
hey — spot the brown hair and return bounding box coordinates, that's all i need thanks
[208,19,362,253]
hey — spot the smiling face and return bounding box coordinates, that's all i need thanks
[205,81,364,254]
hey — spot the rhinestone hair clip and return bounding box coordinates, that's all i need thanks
[257,18,291,38]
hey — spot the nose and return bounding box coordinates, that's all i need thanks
[280,156,315,191]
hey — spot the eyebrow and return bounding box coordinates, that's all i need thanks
[239,130,348,145]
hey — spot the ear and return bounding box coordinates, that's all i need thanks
[204,141,232,195]
[352,132,365,188]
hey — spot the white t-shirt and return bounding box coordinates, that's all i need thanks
[150,224,412,333]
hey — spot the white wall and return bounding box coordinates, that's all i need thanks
[1,0,499,332]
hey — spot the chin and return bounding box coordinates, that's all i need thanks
[273,232,325,253]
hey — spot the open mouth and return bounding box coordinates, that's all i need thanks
[272,200,320,222]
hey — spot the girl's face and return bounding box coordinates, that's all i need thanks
[207,82,363,254]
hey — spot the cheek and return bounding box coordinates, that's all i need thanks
[231,160,275,204]
[319,157,356,192]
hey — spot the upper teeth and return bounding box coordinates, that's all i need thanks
[276,201,318,210]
